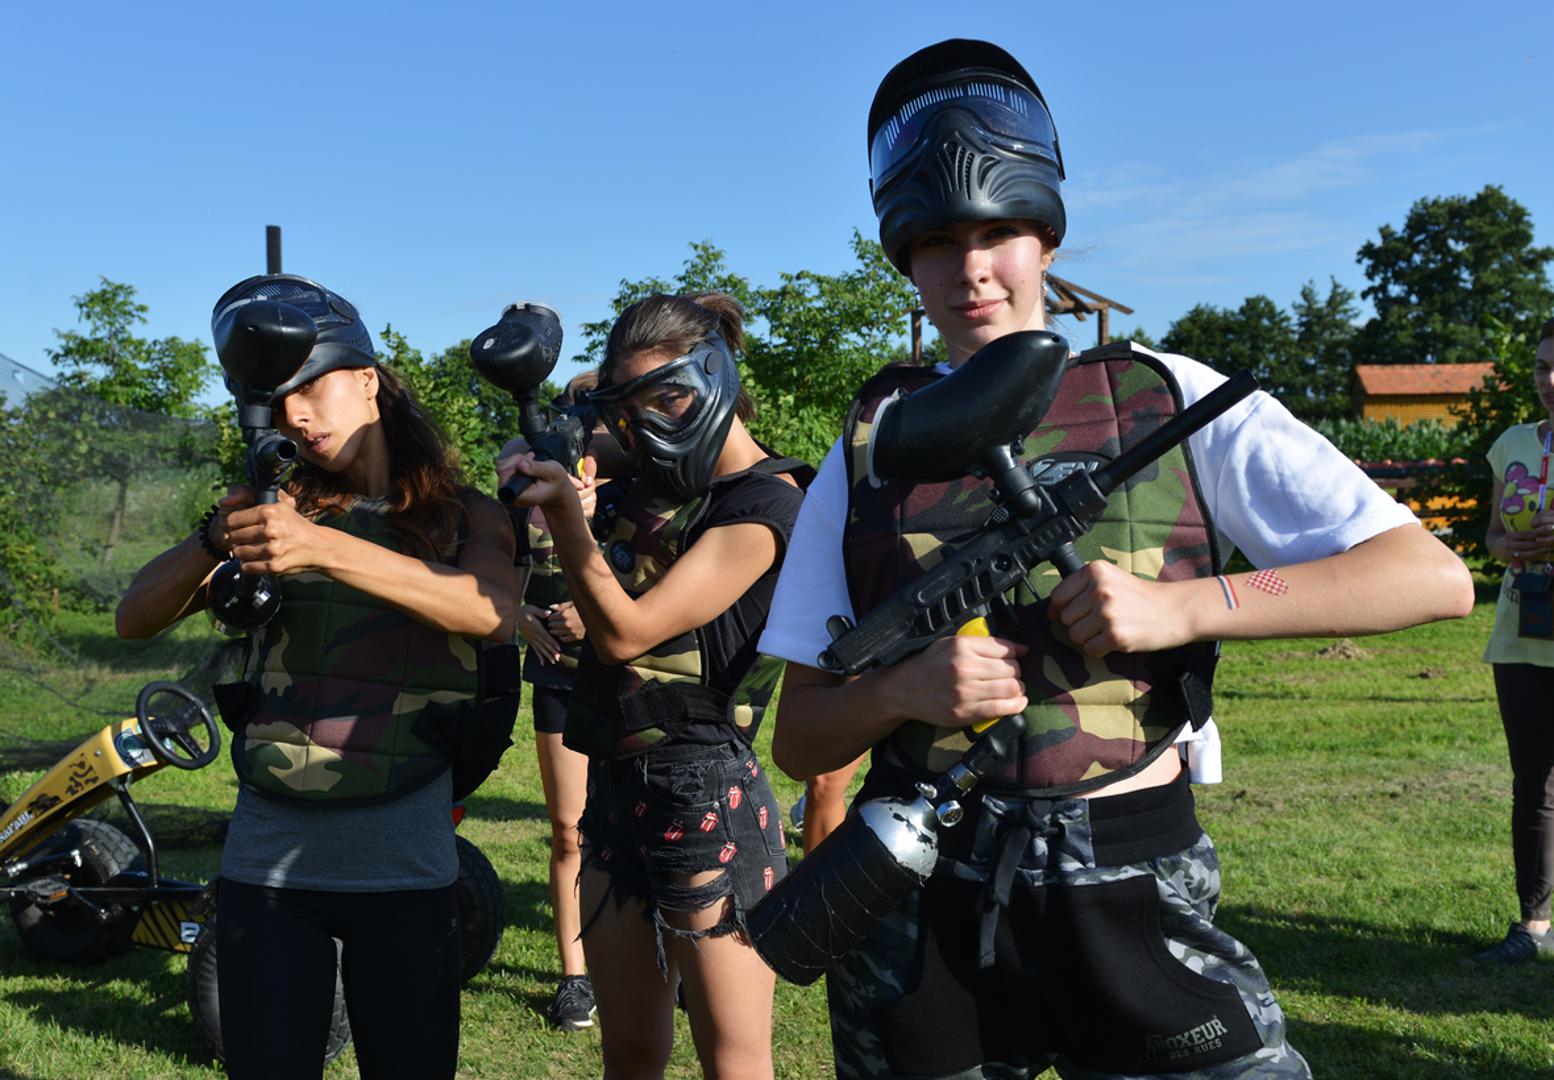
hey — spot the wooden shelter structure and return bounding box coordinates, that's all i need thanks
[909,274,1136,360]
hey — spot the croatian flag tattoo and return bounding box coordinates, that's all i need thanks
[1247,569,1290,597]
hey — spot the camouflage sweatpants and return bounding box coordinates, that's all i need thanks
[827,781,1310,1079]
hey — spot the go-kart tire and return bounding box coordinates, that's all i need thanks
[186,908,352,1065]
[455,834,504,983]
[10,819,143,962]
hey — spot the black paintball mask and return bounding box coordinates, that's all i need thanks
[211,274,378,401]
[586,334,740,502]
[869,39,1066,275]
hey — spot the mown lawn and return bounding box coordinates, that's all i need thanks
[0,598,1550,1078]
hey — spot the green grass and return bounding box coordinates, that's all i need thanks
[1,602,1551,1078]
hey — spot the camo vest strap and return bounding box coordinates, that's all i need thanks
[520,506,582,686]
[229,498,479,805]
[842,344,1221,795]
[565,461,802,760]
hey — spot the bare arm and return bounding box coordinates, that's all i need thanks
[116,486,257,639]
[225,494,519,641]
[772,634,1030,780]
[506,456,781,664]
[1048,522,1474,656]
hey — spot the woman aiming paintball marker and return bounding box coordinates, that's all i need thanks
[117,275,518,1080]
[758,40,1475,1078]
[500,293,807,1080]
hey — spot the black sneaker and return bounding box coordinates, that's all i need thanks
[1473,922,1553,965]
[547,975,596,1030]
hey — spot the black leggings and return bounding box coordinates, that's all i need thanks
[216,879,461,1080]
[1491,664,1554,923]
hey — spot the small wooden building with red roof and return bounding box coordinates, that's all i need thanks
[1351,363,1496,428]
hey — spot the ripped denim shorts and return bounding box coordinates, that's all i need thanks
[578,740,789,957]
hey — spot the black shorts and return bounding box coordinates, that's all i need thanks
[579,741,788,957]
[530,683,570,735]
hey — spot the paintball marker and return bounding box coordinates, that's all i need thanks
[205,299,316,634]
[747,333,1258,985]
[468,303,593,505]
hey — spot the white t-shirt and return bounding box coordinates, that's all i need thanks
[758,348,1421,782]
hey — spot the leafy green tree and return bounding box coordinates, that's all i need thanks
[1124,326,1158,350]
[382,326,559,494]
[575,241,759,367]
[1355,186,1554,366]
[1161,282,1359,423]
[746,232,920,462]
[576,234,919,464]
[1291,278,1361,422]
[45,279,214,569]
[1162,295,1301,393]
[48,279,213,417]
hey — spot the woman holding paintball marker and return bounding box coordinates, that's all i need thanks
[515,370,603,1028]
[500,293,807,1080]
[1477,316,1554,964]
[759,39,1475,1078]
[117,274,518,1080]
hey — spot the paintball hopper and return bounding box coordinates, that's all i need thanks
[469,303,563,399]
[872,330,1069,482]
[469,304,576,504]
[213,299,318,420]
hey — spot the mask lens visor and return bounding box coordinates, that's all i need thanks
[589,354,712,445]
[870,79,1060,190]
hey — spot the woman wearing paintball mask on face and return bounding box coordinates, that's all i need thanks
[499,293,809,1080]
[757,40,1475,1079]
[116,275,518,1080]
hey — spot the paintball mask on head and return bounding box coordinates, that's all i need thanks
[586,334,740,502]
[868,39,1066,275]
[211,274,378,401]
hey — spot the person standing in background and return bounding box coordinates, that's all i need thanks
[1477,316,1554,964]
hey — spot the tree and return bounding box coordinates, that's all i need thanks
[45,279,214,569]
[380,328,545,495]
[1160,282,1359,423]
[48,279,212,417]
[576,234,920,464]
[1290,278,1361,422]
[575,241,758,367]
[746,232,920,462]
[1355,186,1554,366]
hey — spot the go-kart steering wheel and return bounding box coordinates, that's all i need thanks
[135,681,222,770]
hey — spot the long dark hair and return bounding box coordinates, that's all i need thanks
[601,293,755,421]
[287,364,465,561]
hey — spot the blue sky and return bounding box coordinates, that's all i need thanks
[2,1,1550,402]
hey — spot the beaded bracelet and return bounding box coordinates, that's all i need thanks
[197,504,226,560]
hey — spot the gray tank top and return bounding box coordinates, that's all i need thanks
[220,772,458,891]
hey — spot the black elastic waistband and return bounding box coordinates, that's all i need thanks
[859,763,1200,868]
[1086,770,1200,866]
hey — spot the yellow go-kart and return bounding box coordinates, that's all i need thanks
[0,681,505,1064]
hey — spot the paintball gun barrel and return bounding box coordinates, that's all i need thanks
[468,303,593,505]
[205,299,316,634]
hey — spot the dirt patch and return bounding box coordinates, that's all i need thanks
[1316,639,1369,660]
[1415,667,1449,679]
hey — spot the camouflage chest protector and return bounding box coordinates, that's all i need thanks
[223,498,481,805]
[521,507,583,684]
[844,343,1221,795]
[565,460,803,760]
